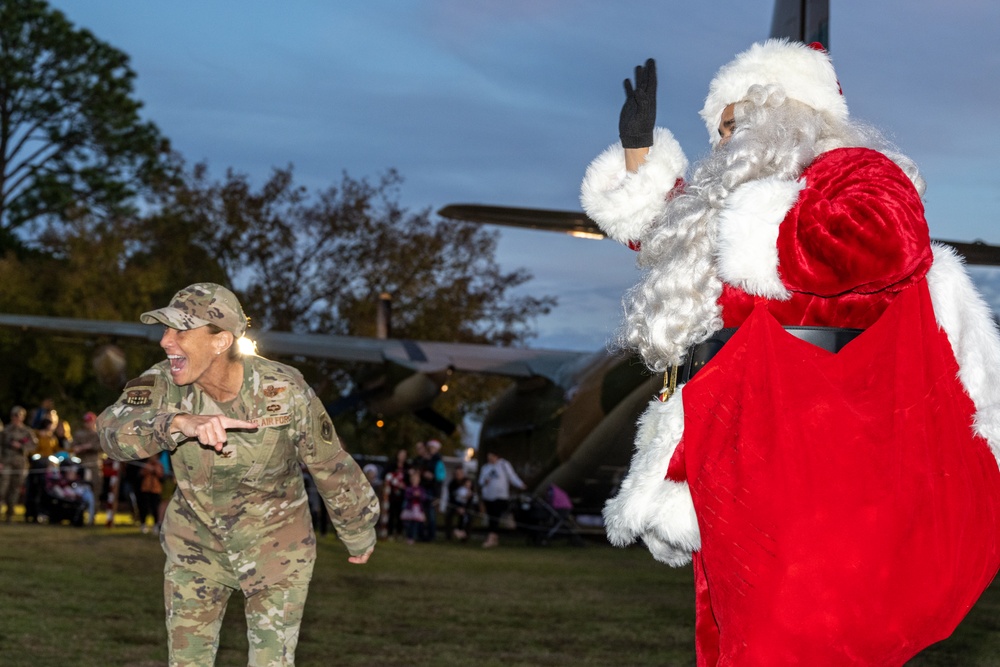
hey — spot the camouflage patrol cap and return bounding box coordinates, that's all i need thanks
[140,283,247,337]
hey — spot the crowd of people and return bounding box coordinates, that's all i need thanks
[343,440,534,548]
[0,396,546,545]
[0,397,172,529]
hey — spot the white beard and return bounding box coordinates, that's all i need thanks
[618,89,922,372]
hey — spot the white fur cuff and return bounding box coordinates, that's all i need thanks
[580,127,688,245]
[715,176,803,299]
[603,389,700,565]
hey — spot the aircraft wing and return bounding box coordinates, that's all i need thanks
[931,240,1000,267]
[438,204,603,239]
[256,330,589,381]
[438,204,1000,267]
[0,313,589,384]
[0,314,163,342]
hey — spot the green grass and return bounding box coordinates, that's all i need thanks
[0,524,998,666]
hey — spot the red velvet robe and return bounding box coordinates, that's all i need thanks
[667,148,1000,665]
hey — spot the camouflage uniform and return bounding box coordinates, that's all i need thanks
[0,423,37,521]
[98,355,379,666]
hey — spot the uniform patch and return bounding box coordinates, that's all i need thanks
[125,389,152,406]
[262,385,287,398]
[321,417,334,443]
[266,403,282,413]
[251,414,291,428]
[125,375,156,389]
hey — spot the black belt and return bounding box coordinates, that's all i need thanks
[677,326,863,384]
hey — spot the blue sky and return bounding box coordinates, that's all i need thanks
[50,1,1000,351]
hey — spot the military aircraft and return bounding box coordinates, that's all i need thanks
[3,0,998,517]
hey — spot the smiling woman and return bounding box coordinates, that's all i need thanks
[95,282,381,667]
[158,326,238,390]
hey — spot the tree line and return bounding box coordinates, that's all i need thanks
[0,0,556,454]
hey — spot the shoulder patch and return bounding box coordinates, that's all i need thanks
[124,389,153,406]
[125,375,157,389]
[321,417,334,444]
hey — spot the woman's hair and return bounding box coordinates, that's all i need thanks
[617,84,923,372]
[205,324,243,361]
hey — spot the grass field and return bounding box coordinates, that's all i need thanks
[1,523,999,666]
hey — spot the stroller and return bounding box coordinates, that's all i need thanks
[515,484,586,547]
[37,455,89,526]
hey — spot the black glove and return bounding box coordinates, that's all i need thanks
[618,58,656,149]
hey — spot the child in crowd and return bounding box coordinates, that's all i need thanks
[400,469,426,545]
[451,477,474,541]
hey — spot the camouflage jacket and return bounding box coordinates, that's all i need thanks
[0,424,37,467]
[97,355,379,594]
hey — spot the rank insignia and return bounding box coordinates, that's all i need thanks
[263,385,287,398]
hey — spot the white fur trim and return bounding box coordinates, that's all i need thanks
[580,127,688,245]
[926,243,1000,465]
[603,389,700,565]
[701,39,848,147]
[715,176,802,299]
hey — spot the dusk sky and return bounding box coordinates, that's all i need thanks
[50,1,1000,351]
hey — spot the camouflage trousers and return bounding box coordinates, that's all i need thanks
[164,562,313,666]
[0,463,25,519]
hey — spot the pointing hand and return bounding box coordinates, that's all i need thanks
[171,414,258,452]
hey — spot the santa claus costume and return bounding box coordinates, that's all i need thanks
[583,40,1000,666]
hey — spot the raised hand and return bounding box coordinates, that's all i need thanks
[619,58,657,149]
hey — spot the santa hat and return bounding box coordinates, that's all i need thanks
[700,39,848,147]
